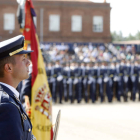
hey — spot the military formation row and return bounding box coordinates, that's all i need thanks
[45,60,140,104]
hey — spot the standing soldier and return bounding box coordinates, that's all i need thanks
[68,61,75,103]
[54,60,63,104]
[92,61,99,102]
[73,61,82,103]
[88,62,96,103]
[80,62,86,100]
[97,61,104,102]
[115,60,120,101]
[103,61,109,102]
[104,61,114,102]
[78,61,83,103]
[117,59,125,101]
[123,60,130,102]
[62,62,69,102]
[0,35,35,140]
[110,60,117,100]
[124,60,131,100]
[50,61,57,103]
[84,62,90,103]
[131,60,139,101]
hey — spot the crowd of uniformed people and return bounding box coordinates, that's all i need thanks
[45,59,140,104]
[20,43,140,104]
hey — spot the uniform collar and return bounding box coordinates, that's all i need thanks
[70,66,75,70]
[120,63,124,65]
[65,67,69,70]
[55,65,60,68]
[126,63,130,66]
[101,65,106,68]
[0,82,19,98]
[86,66,90,69]
[110,65,115,69]
[94,66,98,68]
[47,66,52,69]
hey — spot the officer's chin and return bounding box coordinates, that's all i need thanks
[24,73,29,80]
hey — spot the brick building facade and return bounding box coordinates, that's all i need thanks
[0,0,111,43]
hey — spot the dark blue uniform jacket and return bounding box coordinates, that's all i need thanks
[0,84,32,140]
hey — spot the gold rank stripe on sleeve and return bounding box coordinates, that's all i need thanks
[9,48,24,56]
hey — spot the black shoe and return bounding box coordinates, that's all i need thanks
[77,100,81,103]
[64,97,67,102]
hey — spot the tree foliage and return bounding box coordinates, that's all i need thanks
[111,31,140,41]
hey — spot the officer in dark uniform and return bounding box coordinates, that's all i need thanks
[117,59,125,101]
[54,60,63,103]
[131,61,139,101]
[80,62,86,99]
[110,60,117,100]
[68,61,75,103]
[73,61,82,103]
[126,60,132,96]
[103,61,109,102]
[98,61,105,102]
[62,62,69,101]
[104,61,114,102]
[88,62,96,103]
[123,60,129,101]
[115,60,120,101]
[77,61,83,103]
[84,62,90,103]
[0,35,35,140]
[92,61,98,102]
[73,62,78,101]
[96,60,101,101]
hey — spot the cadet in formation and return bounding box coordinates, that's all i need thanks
[0,35,36,140]
[46,59,140,104]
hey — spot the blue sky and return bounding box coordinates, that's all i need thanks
[91,0,140,37]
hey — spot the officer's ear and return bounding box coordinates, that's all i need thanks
[4,63,13,74]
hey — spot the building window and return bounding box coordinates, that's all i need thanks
[4,13,15,30]
[49,15,60,32]
[71,15,82,32]
[93,16,103,32]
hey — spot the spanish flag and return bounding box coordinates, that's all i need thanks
[20,0,53,140]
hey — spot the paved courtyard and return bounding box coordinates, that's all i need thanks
[52,100,140,140]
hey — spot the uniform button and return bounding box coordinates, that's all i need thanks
[28,128,31,132]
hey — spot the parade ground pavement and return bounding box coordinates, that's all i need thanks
[52,98,140,140]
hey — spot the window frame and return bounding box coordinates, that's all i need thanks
[4,13,15,30]
[71,15,82,32]
[49,14,60,32]
[93,16,103,33]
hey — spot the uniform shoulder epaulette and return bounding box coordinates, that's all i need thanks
[0,85,9,103]
[0,85,3,91]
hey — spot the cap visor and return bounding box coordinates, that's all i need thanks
[16,50,34,55]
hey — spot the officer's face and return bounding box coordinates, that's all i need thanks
[12,54,30,81]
